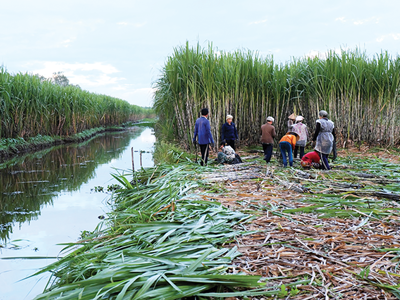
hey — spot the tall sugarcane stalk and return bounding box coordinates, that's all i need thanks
[154,42,400,148]
[0,68,154,139]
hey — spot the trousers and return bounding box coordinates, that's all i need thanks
[294,146,305,159]
[226,139,235,150]
[262,143,273,163]
[279,141,293,167]
[199,144,209,166]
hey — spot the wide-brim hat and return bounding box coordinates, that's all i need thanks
[288,113,296,120]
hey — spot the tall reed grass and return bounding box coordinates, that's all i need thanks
[0,68,153,138]
[154,43,400,147]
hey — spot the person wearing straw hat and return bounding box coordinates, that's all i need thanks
[312,110,335,170]
[260,116,276,164]
[291,115,309,159]
[279,131,299,167]
[287,113,296,132]
[221,114,238,150]
[193,108,214,166]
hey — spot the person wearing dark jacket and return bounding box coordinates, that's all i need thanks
[221,114,238,150]
[260,116,276,164]
[193,108,215,166]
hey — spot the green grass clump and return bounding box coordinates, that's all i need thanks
[153,141,195,164]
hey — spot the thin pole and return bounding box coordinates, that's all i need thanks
[131,147,135,172]
[140,150,143,168]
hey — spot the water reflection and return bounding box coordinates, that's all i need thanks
[0,127,144,242]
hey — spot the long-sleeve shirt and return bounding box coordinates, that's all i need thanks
[279,133,298,148]
[301,151,321,164]
[193,116,214,145]
[221,122,238,141]
[260,123,276,144]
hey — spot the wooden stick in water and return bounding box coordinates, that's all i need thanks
[131,147,135,173]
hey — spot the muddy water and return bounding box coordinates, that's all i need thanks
[0,127,155,300]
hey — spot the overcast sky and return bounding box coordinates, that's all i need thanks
[1,0,399,107]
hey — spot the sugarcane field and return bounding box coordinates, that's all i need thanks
[2,2,400,300]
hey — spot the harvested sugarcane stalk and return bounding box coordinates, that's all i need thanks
[322,189,400,201]
[348,171,381,179]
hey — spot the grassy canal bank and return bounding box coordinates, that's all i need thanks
[29,145,400,299]
[0,120,155,163]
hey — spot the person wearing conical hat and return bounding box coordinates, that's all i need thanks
[288,113,296,132]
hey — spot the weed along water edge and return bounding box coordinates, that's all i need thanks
[0,126,155,300]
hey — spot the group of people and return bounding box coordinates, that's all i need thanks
[192,108,241,166]
[192,108,336,170]
[261,110,336,170]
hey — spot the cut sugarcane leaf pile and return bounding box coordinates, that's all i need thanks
[29,148,400,299]
[31,164,311,300]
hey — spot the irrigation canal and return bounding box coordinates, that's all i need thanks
[0,126,155,300]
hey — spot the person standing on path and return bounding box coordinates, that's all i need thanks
[312,110,335,170]
[279,132,299,167]
[221,114,238,150]
[291,116,309,159]
[193,108,214,166]
[260,116,276,164]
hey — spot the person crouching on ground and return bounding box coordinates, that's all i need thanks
[221,114,238,150]
[279,132,299,167]
[260,116,276,164]
[312,110,335,170]
[217,144,242,164]
[193,108,214,166]
[301,151,322,169]
[291,115,309,159]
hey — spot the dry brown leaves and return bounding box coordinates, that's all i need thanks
[201,161,400,299]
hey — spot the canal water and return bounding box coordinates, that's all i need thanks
[0,126,155,300]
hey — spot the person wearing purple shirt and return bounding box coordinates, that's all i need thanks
[193,108,215,166]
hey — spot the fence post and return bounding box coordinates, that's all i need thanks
[131,147,135,173]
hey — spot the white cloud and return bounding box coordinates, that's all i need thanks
[30,61,124,87]
[32,61,119,77]
[116,22,146,28]
[305,48,348,59]
[121,87,157,106]
[249,19,267,25]
[61,39,72,47]
[134,22,146,28]
[335,16,379,25]
[335,17,346,23]
[353,17,379,26]
[305,50,321,59]
[376,33,400,42]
